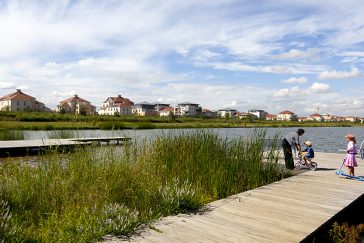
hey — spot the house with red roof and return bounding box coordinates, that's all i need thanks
[98,94,134,115]
[265,114,277,121]
[0,89,50,112]
[277,110,297,121]
[201,109,217,118]
[159,106,175,117]
[309,113,323,122]
[56,94,96,115]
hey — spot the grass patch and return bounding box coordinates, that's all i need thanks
[0,130,288,241]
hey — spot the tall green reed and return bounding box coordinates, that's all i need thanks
[46,130,78,139]
[0,129,287,241]
[0,129,26,140]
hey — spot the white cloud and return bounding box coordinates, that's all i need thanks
[281,77,307,84]
[275,48,319,59]
[0,1,364,116]
[205,61,326,74]
[273,88,290,98]
[309,82,331,93]
[340,51,364,57]
[0,82,15,89]
[318,68,361,80]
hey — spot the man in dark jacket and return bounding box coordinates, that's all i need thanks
[282,129,305,169]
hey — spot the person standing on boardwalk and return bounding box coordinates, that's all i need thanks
[282,129,305,169]
[344,134,357,176]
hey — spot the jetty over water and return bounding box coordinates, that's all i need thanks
[0,136,130,157]
[123,152,364,243]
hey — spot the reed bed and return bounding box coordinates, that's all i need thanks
[46,130,78,139]
[0,129,26,140]
[0,130,288,242]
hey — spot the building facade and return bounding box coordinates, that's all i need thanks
[277,110,297,121]
[56,94,96,115]
[98,95,134,115]
[174,102,202,116]
[217,108,237,118]
[248,109,268,119]
[0,89,50,112]
[132,102,158,116]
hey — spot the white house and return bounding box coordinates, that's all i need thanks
[154,102,170,111]
[309,113,323,122]
[322,113,335,122]
[0,89,50,112]
[248,109,268,119]
[159,107,175,117]
[265,114,277,121]
[277,110,297,121]
[236,112,257,120]
[217,108,237,118]
[174,102,202,116]
[132,102,158,116]
[98,95,134,115]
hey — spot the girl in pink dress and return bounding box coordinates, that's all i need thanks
[344,134,357,176]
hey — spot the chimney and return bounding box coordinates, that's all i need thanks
[118,94,122,98]
[16,89,21,93]
[74,94,78,98]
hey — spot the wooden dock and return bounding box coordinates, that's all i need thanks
[0,136,130,157]
[71,136,131,145]
[120,152,364,243]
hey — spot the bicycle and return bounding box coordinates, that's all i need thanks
[295,152,318,171]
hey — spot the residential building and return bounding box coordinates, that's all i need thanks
[236,112,257,120]
[297,117,307,122]
[217,108,237,118]
[345,116,358,122]
[265,114,277,121]
[248,109,268,119]
[322,113,335,122]
[0,89,50,112]
[56,94,96,115]
[98,94,134,115]
[309,113,323,122]
[201,109,217,118]
[335,116,346,122]
[154,102,170,111]
[159,107,175,117]
[132,102,158,116]
[277,110,297,121]
[174,102,202,116]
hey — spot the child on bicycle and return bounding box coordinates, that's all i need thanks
[301,141,314,165]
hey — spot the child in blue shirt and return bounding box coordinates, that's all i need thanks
[302,141,314,165]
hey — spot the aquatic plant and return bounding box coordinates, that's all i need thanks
[0,129,26,140]
[0,129,287,241]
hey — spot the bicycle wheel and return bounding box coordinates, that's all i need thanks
[295,162,302,170]
[309,162,318,171]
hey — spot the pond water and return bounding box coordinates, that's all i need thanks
[24,127,364,154]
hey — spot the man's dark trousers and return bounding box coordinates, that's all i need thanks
[282,138,294,169]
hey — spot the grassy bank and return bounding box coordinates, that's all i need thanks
[0,111,361,130]
[0,130,288,242]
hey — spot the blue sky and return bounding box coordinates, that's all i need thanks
[0,0,363,116]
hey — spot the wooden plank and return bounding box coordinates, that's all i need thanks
[123,152,364,243]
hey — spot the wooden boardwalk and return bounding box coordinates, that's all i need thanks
[119,152,364,243]
[0,136,130,157]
